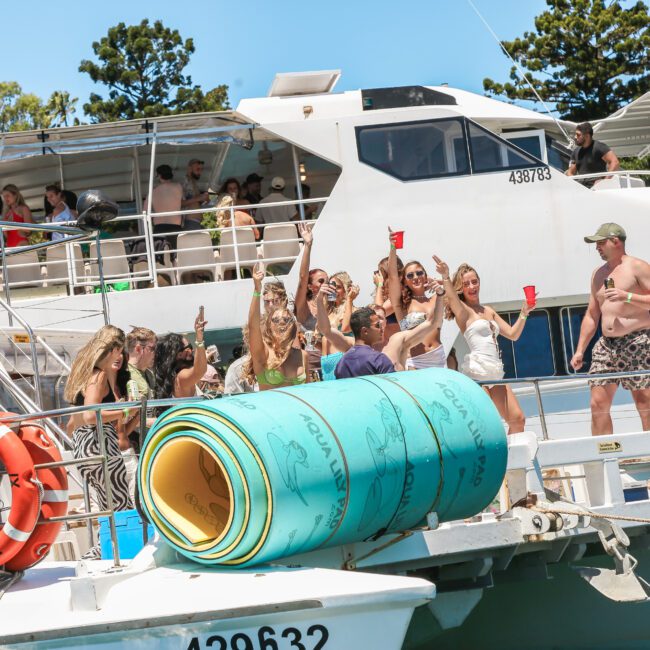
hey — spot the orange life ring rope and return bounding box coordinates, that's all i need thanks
[0,424,41,566]
[4,419,68,572]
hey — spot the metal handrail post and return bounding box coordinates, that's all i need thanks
[532,379,549,440]
[95,231,110,325]
[231,211,241,278]
[292,145,306,221]
[96,410,121,567]
[0,228,12,326]
[146,123,159,288]
[83,480,95,550]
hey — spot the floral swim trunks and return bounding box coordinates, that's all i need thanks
[588,329,650,390]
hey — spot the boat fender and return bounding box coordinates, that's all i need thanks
[0,424,41,567]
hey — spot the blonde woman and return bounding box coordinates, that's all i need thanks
[64,325,138,519]
[215,194,259,240]
[243,263,308,390]
[1,184,33,248]
[434,256,535,434]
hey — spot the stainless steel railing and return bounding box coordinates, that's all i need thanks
[478,368,650,440]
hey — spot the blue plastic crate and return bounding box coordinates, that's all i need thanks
[99,509,154,560]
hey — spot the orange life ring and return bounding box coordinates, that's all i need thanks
[5,419,68,571]
[0,423,40,566]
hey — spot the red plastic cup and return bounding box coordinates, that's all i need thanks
[523,285,536,306]
[392,231,404,249]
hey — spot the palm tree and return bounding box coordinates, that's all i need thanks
[46,91,78,127]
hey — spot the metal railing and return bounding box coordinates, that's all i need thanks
[0,395,202,567]
[479,369,650,440]
[0,196,325,296]
[571,169,650,187]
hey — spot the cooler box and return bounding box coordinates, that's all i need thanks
[99,509,154,559]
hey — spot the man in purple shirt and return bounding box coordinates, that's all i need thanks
[334,307,396,379]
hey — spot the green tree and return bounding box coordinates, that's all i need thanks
[483,0,650,121]
[46,90,78,127]
[79,19,229,122]
[0,82,50,131]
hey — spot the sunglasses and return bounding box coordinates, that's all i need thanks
[181,343,193,352]
[313,278,327,285]
[271,316,293,325]
[405,270,425,280]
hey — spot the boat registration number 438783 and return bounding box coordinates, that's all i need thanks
[187,624,329,650]
[509,167,551,184]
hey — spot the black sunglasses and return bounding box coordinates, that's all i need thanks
[181,343,193,352]
[405,270,425,280]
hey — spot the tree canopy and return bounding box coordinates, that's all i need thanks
[0,82,77,132]
[79,19,229,122]
[483,0,650,121]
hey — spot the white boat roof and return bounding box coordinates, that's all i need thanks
[593,90,650,157]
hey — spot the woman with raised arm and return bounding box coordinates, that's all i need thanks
[245,263,308,391]
[64,326,139,528]
[294,222,328,370]
[434,255,535,434]
[374,255,404,342]
[387,229,446,369]
[154,308,208,409]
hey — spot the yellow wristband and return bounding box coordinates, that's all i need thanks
[520,313,527,320]
[626,292,632,303]
[253,291,262,297]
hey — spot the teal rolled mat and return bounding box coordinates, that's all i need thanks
[138,368,507,567]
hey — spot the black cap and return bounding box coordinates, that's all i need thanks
[246,173,264,183]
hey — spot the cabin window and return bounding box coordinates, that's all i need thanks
[467,122,544,174]
[497,310,556,378]
[559,306,601,373]
[355,118,469,181]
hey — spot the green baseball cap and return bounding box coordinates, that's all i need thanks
[583,223,626,243]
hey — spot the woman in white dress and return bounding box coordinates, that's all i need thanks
[434,256,535,434]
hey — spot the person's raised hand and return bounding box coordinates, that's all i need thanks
[388,227,398,248]
[253,262,265,291]
[347,284,360,302]
[570,350,584,372]
[373,270,383,287]
[431,279,445,296]
[298,222,313,247]
[432,255,450,280]
[194,309,207,338]
[318,282,336,302]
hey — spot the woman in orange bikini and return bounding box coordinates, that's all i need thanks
[1,184,33,247]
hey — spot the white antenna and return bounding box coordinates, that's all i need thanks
[466,0,573,146]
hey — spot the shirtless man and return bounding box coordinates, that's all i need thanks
[570,223,650,435]
[144,164,183,262]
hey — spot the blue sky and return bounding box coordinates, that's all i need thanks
[2,0,549,116]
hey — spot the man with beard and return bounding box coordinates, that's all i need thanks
[154,309,208,413]
[181,158,210,230]
[571,223,650,435]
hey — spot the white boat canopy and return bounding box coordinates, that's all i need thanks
[593,91,650,158]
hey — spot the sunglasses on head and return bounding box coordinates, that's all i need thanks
[405,270,425,280]
[181,343,193,352]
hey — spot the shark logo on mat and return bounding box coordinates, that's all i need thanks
[376,399,403,443]
[268,433,309,506]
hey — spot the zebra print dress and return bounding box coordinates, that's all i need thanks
[73,422,133,512]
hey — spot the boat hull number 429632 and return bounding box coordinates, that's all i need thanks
[509,167,551,184]
[187,624,329,650]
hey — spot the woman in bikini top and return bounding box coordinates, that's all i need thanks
[245,262,308,391]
